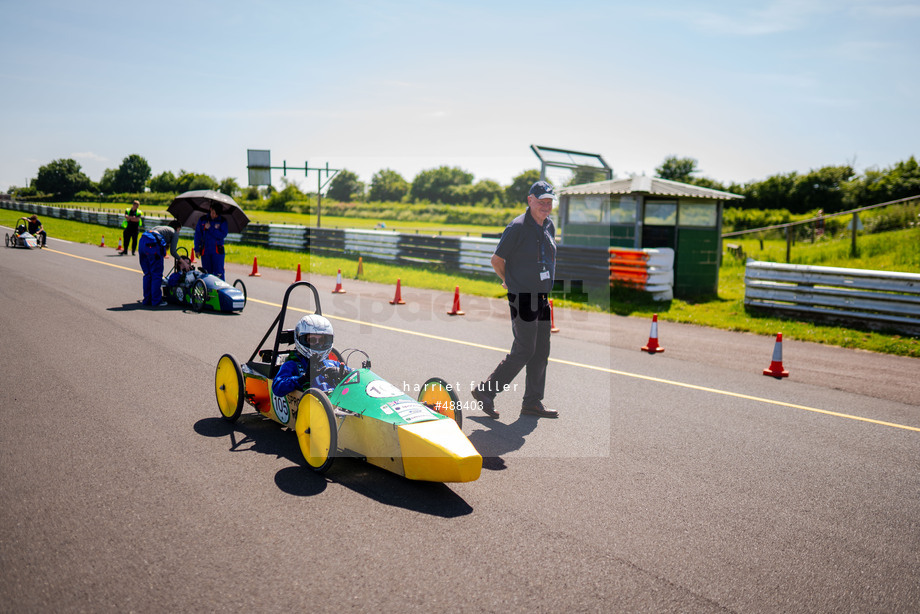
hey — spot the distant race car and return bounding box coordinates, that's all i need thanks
[5,217,41,249]
[214,282,481,483]
[162,248,246,313]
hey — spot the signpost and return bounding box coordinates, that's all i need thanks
[246,149,340,228]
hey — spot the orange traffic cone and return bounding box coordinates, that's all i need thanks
[641,314,665,353]
[549,299,560,333]
[99,235,105,248]
[295,263,302,283]
[355,256,364,279]
[248,256,260,277]
[389,278,406,305]
[332,269,346,294]
[447,286,465,316]
[190,249,196,264]
[116,237,123,252]
[763,333,790,378]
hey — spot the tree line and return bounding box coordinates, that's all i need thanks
[10,152,919,214]
[656,155,920,214]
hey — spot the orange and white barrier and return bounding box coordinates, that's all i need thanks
[609,247,674,301]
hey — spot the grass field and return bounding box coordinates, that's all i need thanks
[53,202,505,237]
[3,207,918,358]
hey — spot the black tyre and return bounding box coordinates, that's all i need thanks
[233,279,247,308]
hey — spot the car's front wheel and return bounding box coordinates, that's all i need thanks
[232,279,247,309]
[215,354,244,422]
[295,389,337,473]
[419,377,462,429]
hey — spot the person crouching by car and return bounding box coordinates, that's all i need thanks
[194,203,229,280]
[272,315,352,397]
[27,215,47,247]
[138,219,182,307]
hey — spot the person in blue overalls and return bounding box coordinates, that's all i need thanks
[138,219,182,307]
[272,315,352,397]
[194,203,229,280]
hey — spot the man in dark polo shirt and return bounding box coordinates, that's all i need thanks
[471,180,559,419]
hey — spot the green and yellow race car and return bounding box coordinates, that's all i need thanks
[214,282,481,483]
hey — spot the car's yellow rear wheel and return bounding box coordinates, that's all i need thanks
[215,354,244,422]
[419,377,462,429]
[295,389,337,473]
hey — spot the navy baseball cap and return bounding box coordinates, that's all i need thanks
[529,180,555,200]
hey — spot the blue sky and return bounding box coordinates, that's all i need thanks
[1,0,918,194]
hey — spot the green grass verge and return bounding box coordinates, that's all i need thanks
[3,208,918,358]
[51,202,504,236]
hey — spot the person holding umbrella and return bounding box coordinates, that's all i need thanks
[194,203,229,280]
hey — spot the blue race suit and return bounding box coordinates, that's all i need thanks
[272,355,352,397]
[194,215,228,280]
[138,231,166,305]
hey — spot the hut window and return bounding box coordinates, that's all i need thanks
[644,201,677,225]
[567,195,609,223]
[678,201,717,227]
[610,195,637,224]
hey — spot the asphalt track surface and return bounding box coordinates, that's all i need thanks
[2,232,919,613]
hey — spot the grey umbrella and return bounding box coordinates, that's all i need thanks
[167,190,250,233]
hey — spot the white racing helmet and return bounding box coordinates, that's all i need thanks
[294,314,334,362]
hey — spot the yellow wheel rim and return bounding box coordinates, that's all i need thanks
[296,393,334,469]
[215,355,241,419]
[419,379,459,426]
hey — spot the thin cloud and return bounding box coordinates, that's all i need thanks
[663,0,832,35]
[70,152,108,162]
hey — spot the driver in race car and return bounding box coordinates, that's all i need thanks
[272,314,352,396]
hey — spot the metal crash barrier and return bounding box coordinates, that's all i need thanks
[744,260,920,333]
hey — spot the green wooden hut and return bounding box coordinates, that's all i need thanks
[557,176,743,296]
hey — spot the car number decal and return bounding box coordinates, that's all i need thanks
[271,392,290,424]
[365,380,403,399]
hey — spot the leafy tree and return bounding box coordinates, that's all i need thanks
[449,179,505,207]
[368,168,409,202]
[688,176,730,192]
[791,165,854,213]
[656,156,698,182]
[505,169,541,205]
[98,168,117,194]
[149,171,178,193]
[740,172,799,211]
[33,158,93,200]
[243,185,261,201]
[218,177,241,198]
[410,166,473,203]
[266,178,304,211]
[113,154,151,193]
[176,171,218,192]
[327,169,365,202]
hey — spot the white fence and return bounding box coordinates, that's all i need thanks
[745,260,920,333]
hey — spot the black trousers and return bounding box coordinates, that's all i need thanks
[482,293,551,406]
[123,225,140,254]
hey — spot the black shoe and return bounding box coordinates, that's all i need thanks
[521,402,558,418]
[471,388,499,419]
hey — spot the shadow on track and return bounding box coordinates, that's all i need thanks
[465,415,539,471]
[194,416,473,518]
